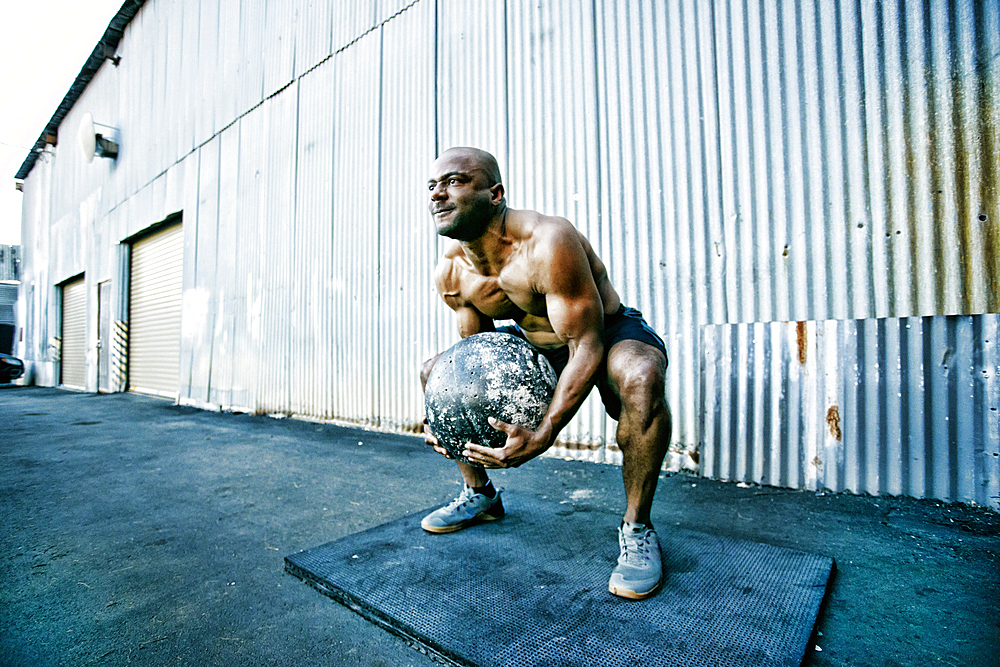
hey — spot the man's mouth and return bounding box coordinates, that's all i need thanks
[432,207,454,215]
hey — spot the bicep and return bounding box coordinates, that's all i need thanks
[538,233,604,349]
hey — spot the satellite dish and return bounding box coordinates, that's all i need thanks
[78,112,96,163]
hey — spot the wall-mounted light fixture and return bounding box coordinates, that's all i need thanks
[77,112,119,162]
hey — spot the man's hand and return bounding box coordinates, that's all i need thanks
[461,417,551,468]
[423,418,454,459]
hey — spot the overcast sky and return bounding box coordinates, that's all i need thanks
[0,0,126,246]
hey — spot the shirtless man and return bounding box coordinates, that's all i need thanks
[420,147,672,600]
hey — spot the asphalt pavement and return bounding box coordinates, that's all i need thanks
[2,387,998,666]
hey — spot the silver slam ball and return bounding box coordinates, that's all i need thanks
[424,332,558,465]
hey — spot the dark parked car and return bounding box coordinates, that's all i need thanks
[0,353,24,383]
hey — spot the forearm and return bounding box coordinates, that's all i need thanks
[533,340,603,449]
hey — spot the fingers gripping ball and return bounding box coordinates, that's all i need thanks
[424,332,558,465]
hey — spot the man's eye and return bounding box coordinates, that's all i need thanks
[449,178,460,185]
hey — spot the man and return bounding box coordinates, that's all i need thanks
[420,147,672,600]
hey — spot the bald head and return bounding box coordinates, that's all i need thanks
[436,147,503,189]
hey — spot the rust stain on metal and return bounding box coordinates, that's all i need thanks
[796,322,808,366]
[811,456,823,467]
[826,405,842,441]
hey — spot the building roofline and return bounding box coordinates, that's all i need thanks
[14,0,146,182]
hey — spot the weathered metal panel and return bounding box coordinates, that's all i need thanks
[294,0,334,79]
[379,0,438,434]
[701,316,1000,510]
[239,0,266,117]
[713,0,998,323]
[205,123,242,410]
[329,30,383,425]
[230,108,264,411]
[217,0,243,130]
[290,58,336,419]
[263,0,296,99]
[332,0,379,54]
[436,0,508,159]
[261,84,300,415]
[180,136,219,404]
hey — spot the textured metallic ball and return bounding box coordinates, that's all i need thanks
[424,332,557,465]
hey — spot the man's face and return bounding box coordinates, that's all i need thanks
[427,153,497,242]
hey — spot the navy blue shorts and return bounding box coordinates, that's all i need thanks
[496,306,666,420]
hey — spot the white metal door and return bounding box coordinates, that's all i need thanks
[60,276,86,389]
[129,223,183,397]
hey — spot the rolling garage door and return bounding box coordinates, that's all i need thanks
[60,276,86,389]
[129,222,183,397]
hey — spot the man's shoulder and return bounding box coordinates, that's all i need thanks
[508,209,577,244]
[508,209,582,258]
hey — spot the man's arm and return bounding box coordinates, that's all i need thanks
[436,256,496,338]
[422,256,495,457]
[465,220,605,467]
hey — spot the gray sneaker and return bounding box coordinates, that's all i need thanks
[420,485,505,534]
[608,522,662,600]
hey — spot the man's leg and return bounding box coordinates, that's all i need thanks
[606,339,671,525]
[605,339,671,599]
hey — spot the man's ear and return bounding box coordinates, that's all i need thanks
[490,183,505,205]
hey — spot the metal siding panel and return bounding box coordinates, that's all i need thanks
[378,0,414,23]
[436,0,508,157]
[240,0,266,115]
[711,0,1000,323]
[196,0,221,146]
[208,123,242,409]
[291,60,336,419]
[259,86,299,415]
[216,0,242,129]
[181,137,221,405]
[332,0,378,54]
[178,0,201,155]
[60,277,87,389]
[232,110,265,411]
[294,0,334,78]
[330,31,382,425]
[380,1,437,434]
[263,0,296,98]
[701,315,999,510]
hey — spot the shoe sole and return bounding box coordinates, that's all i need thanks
[421,511,503,534]
[608,580,660,600]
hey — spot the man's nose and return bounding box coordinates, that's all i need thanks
[430,183,447,199]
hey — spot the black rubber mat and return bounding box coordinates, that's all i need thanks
[285,494,833,667]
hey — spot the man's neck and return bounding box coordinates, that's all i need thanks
[461,207,510,275]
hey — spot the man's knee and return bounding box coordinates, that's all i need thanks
[609,344,667,415]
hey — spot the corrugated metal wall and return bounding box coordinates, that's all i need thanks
[18,0,999,508]
[702,316,1000,507]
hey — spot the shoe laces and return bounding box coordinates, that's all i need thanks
[446,485,478,510]
[619,524,655,564]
